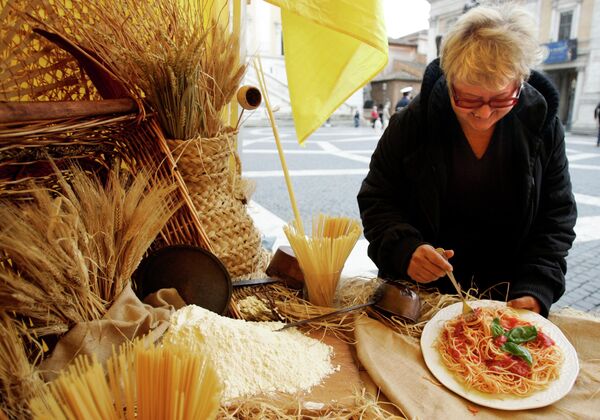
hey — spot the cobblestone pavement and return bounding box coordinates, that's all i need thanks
[554,134,600,313]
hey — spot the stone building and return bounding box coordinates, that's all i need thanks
[427,0,600,134]
[368,31,428,114]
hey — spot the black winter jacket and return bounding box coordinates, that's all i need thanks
[357,59,577,316]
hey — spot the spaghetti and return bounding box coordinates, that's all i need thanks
[437,306,563,396]
[29,338,221,419]
[284,214,362,307]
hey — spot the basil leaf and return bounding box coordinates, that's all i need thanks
[506,326,538,344]
[491,318,505,338]
[501,342,533,365]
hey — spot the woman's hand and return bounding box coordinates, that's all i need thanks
[408,245,454,283]
[507,296,541,313]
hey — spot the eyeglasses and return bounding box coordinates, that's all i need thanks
[451,83,523,109]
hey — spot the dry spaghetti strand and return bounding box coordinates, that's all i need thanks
[284,214,362,307]
[437,306,563,396]
[30,339,221,419]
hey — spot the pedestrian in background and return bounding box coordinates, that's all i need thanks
[370,105,379,128]
[382,102,391,129]
[595,101,600,146]
[358,4,576,317]
[395,87,412,112]
[354,109,360,127]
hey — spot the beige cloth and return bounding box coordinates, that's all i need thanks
[355,312,600,420]
[39,285,185,381]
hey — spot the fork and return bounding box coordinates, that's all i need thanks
[435,248,474,315]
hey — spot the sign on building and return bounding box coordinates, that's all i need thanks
[541,39,578,64]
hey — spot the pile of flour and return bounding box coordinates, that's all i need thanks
[167,305,338,400]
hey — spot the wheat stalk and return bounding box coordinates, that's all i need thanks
[0,312,45,419]
[24,0,245,139]
[0,165,180,337]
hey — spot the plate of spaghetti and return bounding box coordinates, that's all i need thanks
[421,300,579,410]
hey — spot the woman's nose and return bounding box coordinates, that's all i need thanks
[476,104,493,118]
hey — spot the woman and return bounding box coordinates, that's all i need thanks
[357,4,577,317]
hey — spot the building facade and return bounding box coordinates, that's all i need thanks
[369,31,428,113]
[427,0,600,134]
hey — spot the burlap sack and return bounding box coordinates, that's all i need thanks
[355,312,600,419]
[39,284,185,381]
[169,131,270,279]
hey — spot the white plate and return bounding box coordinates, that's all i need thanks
[420,300,579,410]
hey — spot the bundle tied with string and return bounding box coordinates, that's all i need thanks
[169,128,270,278]
[284,214,362,307]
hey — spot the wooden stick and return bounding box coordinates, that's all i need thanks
[0,99,137,124]
[253,56,305,236]
[229,0,242,129]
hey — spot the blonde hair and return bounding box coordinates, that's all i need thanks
[440,3,542,89]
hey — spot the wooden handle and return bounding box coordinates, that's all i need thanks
[0,99,138,124]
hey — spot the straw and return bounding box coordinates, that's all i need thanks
[0,164,180,339]
[26,0,245,140]
[0,313,45,419]
[218,387,407,419]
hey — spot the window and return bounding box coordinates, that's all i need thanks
[558,11,573,41]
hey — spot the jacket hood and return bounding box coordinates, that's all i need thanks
[417,58,560,135]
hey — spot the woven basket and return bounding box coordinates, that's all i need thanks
[169,131,269,279]
[0,111,212,252]
[1,1,211,251]
[1,0,97,102]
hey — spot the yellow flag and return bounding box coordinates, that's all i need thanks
[264,0,388,144]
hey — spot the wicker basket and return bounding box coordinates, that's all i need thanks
[0,109,212,252]
[0,1,212,251]
[169,131,270,279]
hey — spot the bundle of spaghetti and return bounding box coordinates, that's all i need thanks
[284,214,361,307]
[29,338,221,420]
[29,355,116,420]
[437,306,563,396]
[254,58,361,304]
[128,337,221,420]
